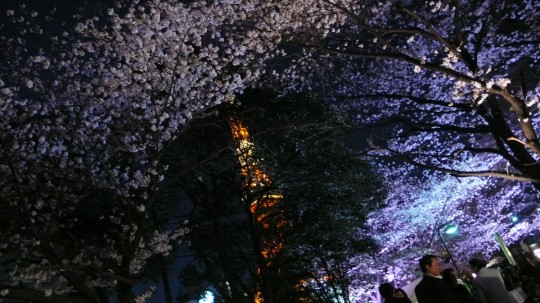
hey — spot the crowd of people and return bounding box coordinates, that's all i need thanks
[378,253,540,303]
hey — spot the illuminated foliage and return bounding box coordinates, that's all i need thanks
[1,0,539,301]
[0,0,278,301]
[254,0,540,300]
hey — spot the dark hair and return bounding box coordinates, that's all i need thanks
[468,258,487,269]
[395,288,409,298]
[419,255,438,273]
[378,282,395,299]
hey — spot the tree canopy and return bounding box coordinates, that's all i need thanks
[261,0,540,297]
[1,0,539,302]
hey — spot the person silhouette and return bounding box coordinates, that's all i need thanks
[415,254,460,303]
[379,282,397,303]
[468,258,513,303]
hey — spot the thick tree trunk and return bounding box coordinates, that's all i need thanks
[116,280,134,303]
[483,97,540,190]
[161,262,173,303]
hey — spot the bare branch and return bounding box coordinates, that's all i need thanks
[367,147,540,183]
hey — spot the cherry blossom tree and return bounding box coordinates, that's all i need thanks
[250,0,540,300]
[0,0,282,301]
[265,0,540,186]
[2,0,539,301]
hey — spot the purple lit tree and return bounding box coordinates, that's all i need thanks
[2,0,539,302]
[256,0,540,300]
[269,0,540,185]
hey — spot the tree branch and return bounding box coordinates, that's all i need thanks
[0,286,94,303]
[369,148,540,183]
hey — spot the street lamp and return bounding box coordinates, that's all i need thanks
[510,213,520,224]
[437,221,461,277]
[443,224,458,235]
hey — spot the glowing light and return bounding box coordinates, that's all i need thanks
[533,248,540,259]
[444,224,458,235]
[229,116,289,303]
[254,291,264,303]
[511,215,519,224]
[199,291,214,303]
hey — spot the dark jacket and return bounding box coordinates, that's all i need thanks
[415,275,460,303]
[448,283,477,303]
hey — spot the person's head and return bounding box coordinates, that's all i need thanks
[442,268,458,285]
[395,288,408,299]
[419,254,441,276]
[468,258,487,274]
[378,282,395,300]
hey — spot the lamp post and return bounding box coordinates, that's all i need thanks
[437,221,461,277]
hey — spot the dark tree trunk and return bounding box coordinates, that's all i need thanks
[161,262,173,303]
[481,97,540,190]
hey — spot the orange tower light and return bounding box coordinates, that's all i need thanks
[228,115,289,303]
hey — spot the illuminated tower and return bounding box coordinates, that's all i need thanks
[228,115,289,303]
